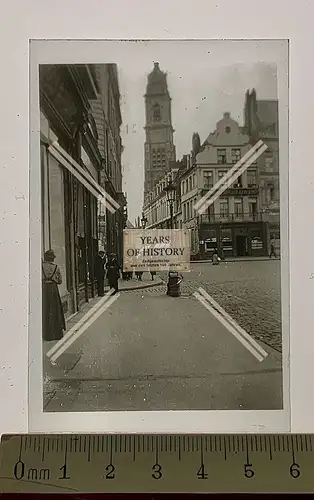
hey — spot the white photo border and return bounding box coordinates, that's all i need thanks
[28,39,290,433]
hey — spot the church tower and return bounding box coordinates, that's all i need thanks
[144,62,176,200]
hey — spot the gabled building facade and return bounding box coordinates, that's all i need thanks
[186,112,266,257]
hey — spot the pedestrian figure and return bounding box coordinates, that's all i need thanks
[212,248,220,265]
[150,270,156,281]
[135,271,143,281]
[95,250,106,296]
[106,253,120,294]
[42,249,66,342]
[269,241,277,259]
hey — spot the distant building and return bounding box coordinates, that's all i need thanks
[187,112,265,257]
[143,169,179,229]
[89,64,127,261]
[142,89,280,260]
[125,220,135,229]
[144,62,176,201]
[244,89,280,254]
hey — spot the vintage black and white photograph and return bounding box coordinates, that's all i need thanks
[31,40,288,418]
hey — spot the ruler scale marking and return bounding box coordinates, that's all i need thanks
[41,437,45,462]
[5,434,314,493]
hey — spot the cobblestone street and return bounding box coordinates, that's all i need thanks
[44,259,283,412]
[149,259,282,352]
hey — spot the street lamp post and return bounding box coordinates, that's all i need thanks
[141,212,148,230]
[163,180,182,297]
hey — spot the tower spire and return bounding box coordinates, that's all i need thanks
[143,63,176,201]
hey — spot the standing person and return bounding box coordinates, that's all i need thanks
[135,271,143,281]
[42,249,66,342]
[150,270,156,281]
[212,248,220,265]
[106,253,120,294]
[95,250,106,296]
[269,240,277,259]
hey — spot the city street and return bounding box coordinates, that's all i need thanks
[44,260,283,412]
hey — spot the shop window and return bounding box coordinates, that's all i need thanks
[217,148,227,164]
[251,236,263,250]
[221,228,233,251]
[204,230,217,252]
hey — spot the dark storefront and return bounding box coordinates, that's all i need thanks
[40,64,103,317]
[199,221,268,258]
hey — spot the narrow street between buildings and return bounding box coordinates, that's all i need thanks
[43,260,282,412]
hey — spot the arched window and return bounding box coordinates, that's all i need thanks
[153,103,161,121]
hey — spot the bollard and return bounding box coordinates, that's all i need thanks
[166,271,183,297]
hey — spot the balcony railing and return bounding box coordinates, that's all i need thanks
[198,212,280,224]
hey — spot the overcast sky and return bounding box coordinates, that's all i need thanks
[115,40,286,224]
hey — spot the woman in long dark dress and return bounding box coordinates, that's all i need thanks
[42,249,66,341]
[106,253,120,294]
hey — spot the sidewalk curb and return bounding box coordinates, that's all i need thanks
[191,258,281,264]
[115,280,165,292]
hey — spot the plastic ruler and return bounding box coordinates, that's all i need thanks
[0,434,313,493]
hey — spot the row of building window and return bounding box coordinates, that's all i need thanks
[181,169,258,194]
[217,148,241,164]
[181,173,197,195]
[182,198,258,222]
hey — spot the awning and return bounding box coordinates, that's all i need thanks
[48,141,120,215]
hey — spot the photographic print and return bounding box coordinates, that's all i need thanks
[29,40,289,429]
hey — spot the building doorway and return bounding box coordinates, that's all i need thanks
[236,235,247,256]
